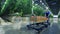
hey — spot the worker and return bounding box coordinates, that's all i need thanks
[45,11,50,25]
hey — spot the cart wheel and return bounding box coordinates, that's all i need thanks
[36,31,41,34]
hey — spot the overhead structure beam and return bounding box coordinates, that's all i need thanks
[45,0,60,15]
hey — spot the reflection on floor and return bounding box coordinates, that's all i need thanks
[42,18,60,34]
[0,18,60,34]
[42,23,60,34]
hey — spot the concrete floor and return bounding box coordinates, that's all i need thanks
[0,18,60,34]
[42,18,60,34]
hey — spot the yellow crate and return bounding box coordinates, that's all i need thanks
[30,16,48,23]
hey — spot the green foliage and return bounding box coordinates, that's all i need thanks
[0,0,1,7]
[49,14,53,18]
[0,0,49,17]
[33,5,45,16]
[0,0,32,16]
[58,15,60,18]
[0,0,12,15]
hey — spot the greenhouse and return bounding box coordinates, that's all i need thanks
[0,0,60,34]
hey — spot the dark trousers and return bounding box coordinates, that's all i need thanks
[46,16,50,25]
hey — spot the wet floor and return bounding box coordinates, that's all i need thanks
[0,18,60,34]
[42,18,60,34]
